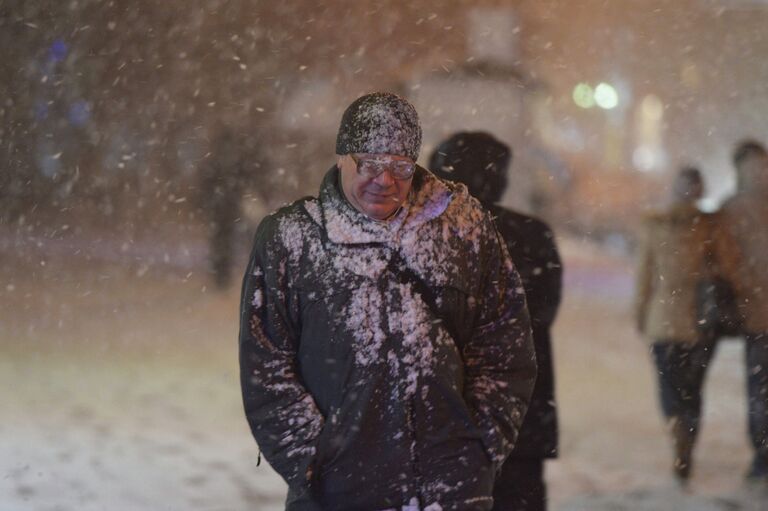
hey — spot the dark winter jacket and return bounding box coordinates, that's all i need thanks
[719,193,768,334]
[488,205,562,459]
[239,166,536,511]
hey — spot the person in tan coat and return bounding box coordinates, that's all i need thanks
[635,167,741,483]
[719,140,768,481]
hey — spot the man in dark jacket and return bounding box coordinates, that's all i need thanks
[719,140,768,481]
[431,132,562,511]
[239,93,536,511]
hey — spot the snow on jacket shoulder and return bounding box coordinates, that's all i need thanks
[239,166,536,511]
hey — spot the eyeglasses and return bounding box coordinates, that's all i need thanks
[350,154,416,180]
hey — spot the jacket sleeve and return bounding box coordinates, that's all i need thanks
[463,217,537,470]
[529,224,563,330]
[709,212,746,309]
[239,216,324,492]
[709,213,741,282]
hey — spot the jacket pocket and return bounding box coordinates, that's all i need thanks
[314,408,348,476]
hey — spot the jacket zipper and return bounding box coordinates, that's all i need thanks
[382,257,424,507]
[406,394,424,507]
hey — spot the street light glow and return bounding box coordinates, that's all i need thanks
[594,82,619,110]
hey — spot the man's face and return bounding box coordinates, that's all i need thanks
[338,153,415,220]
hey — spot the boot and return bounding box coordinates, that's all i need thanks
[670,417,696,484]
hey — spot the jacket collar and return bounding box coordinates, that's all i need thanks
[307,166,453,245]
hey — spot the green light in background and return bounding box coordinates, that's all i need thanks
[572,83,595,109]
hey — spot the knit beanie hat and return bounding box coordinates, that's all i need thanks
[335,92,422,161]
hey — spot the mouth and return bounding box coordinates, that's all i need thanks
[364,191,399,203]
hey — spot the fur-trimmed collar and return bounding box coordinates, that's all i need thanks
[304,166,455,245]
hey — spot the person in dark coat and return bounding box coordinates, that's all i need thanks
[430,132,562,511]
[239,93,537,511]
[719,141,768,481]
[198,128,250,289]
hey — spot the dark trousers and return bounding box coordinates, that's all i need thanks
[746,333,768,458]
[652,333,768,460]
[492,459,545,511]
[208,219,235,289]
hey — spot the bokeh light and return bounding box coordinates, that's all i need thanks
[573,82,596,109]
[594,82,619,110]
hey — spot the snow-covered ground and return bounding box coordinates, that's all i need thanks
[1,230,766,510]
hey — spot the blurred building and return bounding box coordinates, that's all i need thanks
[5,0,768,244]
[520,0,768,208]
[410,7,537,213]
[276,4,569,216]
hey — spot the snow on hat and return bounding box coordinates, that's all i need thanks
[335,92,422,161]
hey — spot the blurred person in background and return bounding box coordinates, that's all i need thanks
[430,131,563,511]
[198,127,251,290]
[719,140,768,482]
[239,93,536,511]
[635,167,743,484]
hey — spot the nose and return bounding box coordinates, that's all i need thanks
[372,168,396,188]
